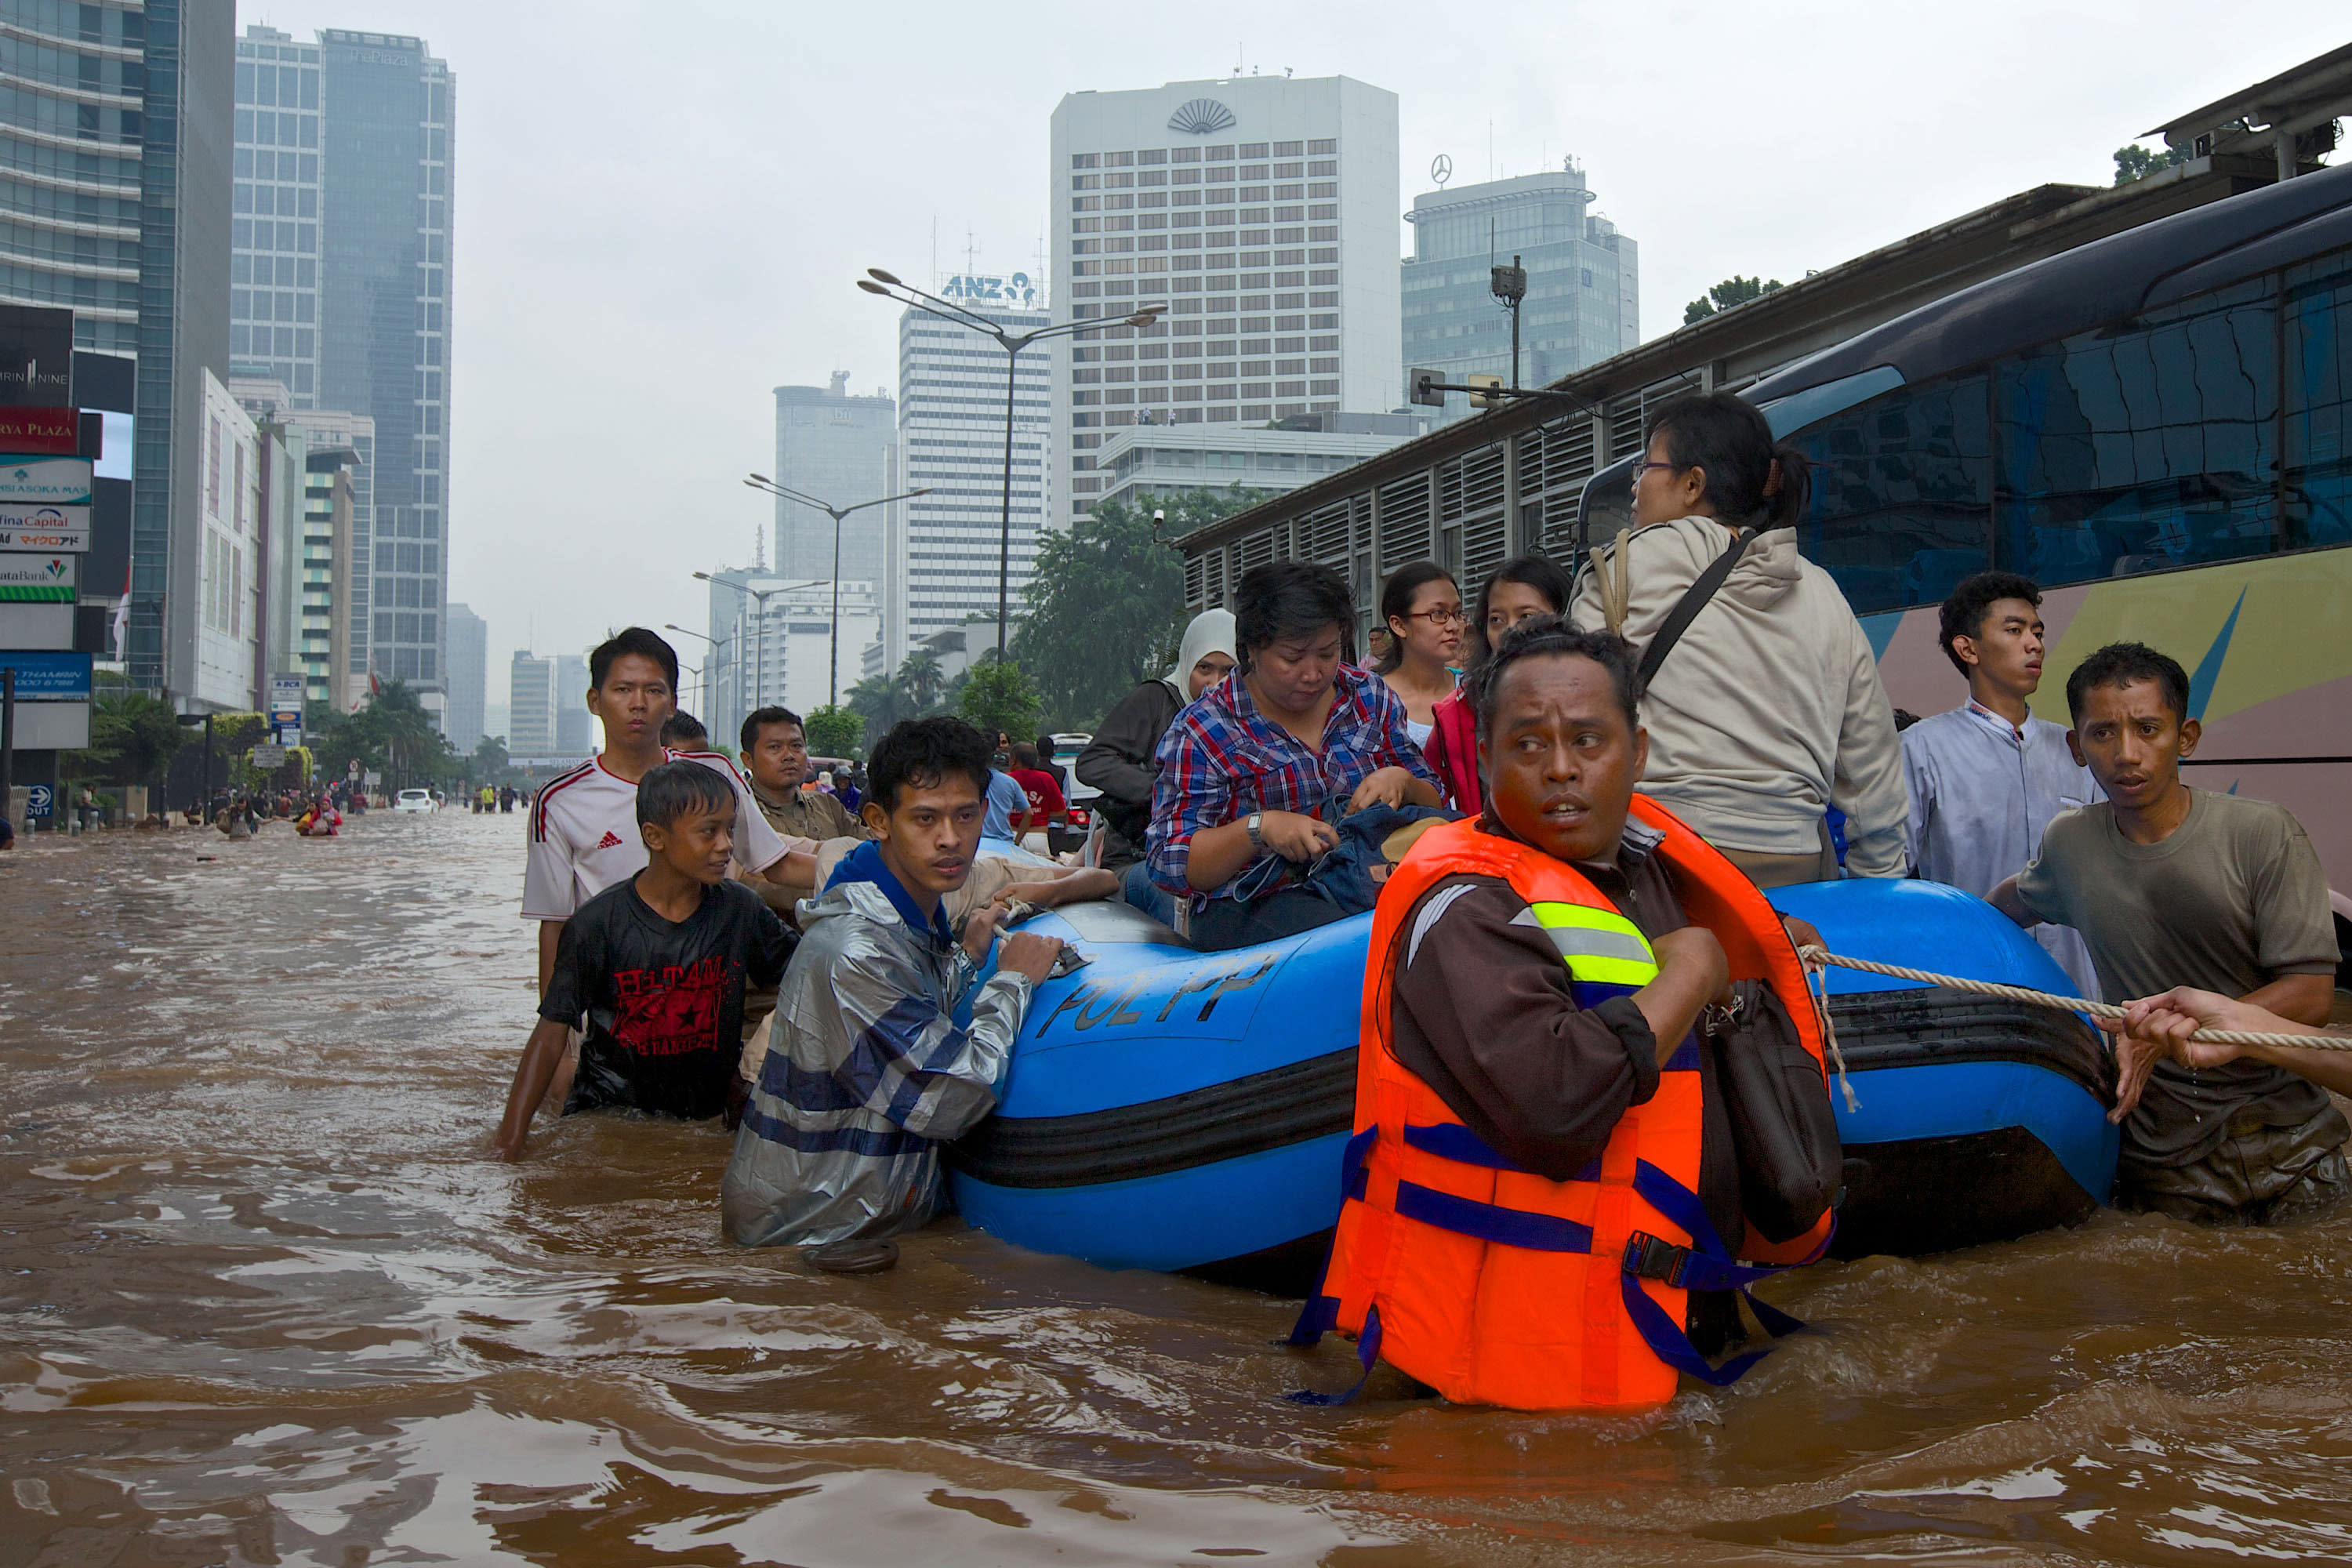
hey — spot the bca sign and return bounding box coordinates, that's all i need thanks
[941,273,1038,309]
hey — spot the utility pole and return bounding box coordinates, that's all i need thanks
[1,669,15,837]
[1493,253,1527,390]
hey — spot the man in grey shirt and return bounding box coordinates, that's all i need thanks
[1992,644,2341,1223]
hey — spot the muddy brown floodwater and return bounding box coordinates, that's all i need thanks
[3,813,2351,1566]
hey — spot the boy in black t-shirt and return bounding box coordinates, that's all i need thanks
[492,761,797,1160]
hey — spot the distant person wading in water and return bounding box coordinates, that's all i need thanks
[1570,392,1907,887]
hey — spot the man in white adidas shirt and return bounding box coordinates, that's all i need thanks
[521,628,817,1108]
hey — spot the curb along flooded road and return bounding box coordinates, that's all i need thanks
[3,812,2350,1564]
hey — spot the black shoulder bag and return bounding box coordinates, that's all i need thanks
[1704,981,1843,1243]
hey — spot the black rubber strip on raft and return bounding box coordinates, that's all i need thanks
[1825,985,2114,1106]
[947,1048,1356,1190]
[1831,1124,2100,1258]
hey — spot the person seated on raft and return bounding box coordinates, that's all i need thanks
[1990,642,2342,1225]
[1422,554,1579,815]
[1302,620,1829,1412]
[1146,559,1443,953]
[720,717,1065,1250]
[491,761,798,1161]
[2106,988,2352,1102]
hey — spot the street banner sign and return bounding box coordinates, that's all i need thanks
[0,408,78,455]
[25,783,52,818]
[0,553,72,601]
[0,649,90,699]
[0,457,91,505]
[250,743,287,769]
[0,504,89,552]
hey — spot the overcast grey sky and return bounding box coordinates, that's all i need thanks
[241,0,2347,714]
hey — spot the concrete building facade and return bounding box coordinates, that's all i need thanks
[192,371,261,710]
[1400,159,1639,425]
[1092,412,1424,513]
[553,652,590,757]
[1050,74,1400,526]
[506,651,554,759]
[772,373,894,581]
[443,601,485,753]
[889,283,1047,671]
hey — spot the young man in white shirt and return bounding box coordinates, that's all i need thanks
[521,626,815,1106]
[1900,572,2099,994]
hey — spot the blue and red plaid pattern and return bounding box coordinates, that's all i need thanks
[1145,663,1440,900]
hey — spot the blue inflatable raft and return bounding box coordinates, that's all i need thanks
[946,878,2118,1287]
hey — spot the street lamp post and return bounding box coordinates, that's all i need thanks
[858,270,1166,656]
[741,477,928,709]
[663,623,731,718]
[690,574,823,730]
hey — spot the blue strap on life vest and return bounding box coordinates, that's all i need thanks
[1285,1304,1381,1406]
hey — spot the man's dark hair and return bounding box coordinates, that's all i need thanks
[867,715,993,813]
[1465,616,1642,742]
[635,758,735,827]
[589,626,680,692]
[1034,733,1058,759]
[1937,571,2043,677]
[1642,390,1812,528]
[739,705,803,755]
[1011,741,1040,768]
[2064,641,2190,725]
[1233,559,1357,674]
[659,711,709,749]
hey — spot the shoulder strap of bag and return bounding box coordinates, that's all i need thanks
[1636,528,1754,686]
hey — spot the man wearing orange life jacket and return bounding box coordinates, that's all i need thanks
[1291,620,1834,1413]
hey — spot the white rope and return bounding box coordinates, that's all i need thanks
[1798,946,2352,1053]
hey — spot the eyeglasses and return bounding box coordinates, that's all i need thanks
[1632,460,1675,483]
[1399,607,1466,626]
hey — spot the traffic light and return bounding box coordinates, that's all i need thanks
[1466,373,1504,410]
[1409,367,1445,408]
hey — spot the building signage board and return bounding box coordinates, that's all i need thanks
[940,272,1041,309]
[269,675,305,710]
[269,708,302,742]
[250,743,287,770]
[0,306,74,408]
[0,505,89,552]
[0,553,73,601]
[0,457,92,505]
[0,649,92,699]
[0,408,79,455]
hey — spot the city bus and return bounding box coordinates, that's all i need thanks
[1578,159,2352,964]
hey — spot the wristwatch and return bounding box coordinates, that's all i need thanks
[1245,811,1265,852]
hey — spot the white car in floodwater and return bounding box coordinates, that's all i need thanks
[393,789,436,813]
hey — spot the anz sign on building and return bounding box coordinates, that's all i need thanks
[939,273,1040,310]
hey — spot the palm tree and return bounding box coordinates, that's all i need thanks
[895,650,946,714]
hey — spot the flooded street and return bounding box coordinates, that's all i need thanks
[4,811,2351,1566]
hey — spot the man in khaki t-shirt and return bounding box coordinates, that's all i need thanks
[1993,644,2342,1222]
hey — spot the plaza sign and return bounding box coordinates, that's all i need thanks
[0,408,78,455]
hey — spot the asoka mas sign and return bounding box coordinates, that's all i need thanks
[0,503,89,551]
[0,456,92,506]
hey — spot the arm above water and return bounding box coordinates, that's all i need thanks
[2107,986,2352,1103]
[491,1018,572,1161]
[817,932,1042,1143]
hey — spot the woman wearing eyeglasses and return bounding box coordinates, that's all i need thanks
[1374,562,1464,752]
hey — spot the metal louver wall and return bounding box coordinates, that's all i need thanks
[1377,474,1432,567]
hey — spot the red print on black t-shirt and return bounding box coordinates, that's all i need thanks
[612,954,732,1058]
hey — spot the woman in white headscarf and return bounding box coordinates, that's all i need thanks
[1076,609,1237,913]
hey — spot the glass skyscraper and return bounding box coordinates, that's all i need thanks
[230,24,452,709]
[772,372,895,581]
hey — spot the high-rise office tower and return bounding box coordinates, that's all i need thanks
[231,27,453,710]
[0,2,234,697]
[1049,75,1399,525]
[443,603,486,753]
[888,278,1048,671]
[771,372,894,580]
[553,652,590,757]
[1400,158,1639,424]
[507,652,554,759]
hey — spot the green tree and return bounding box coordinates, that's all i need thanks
[804,703,862,759]
[65,672,187,788]
[1683,274,1784,325]
[895,649,946,713]
[2113,142,2190,186]
[1011,487,1269,731]
[470,733,510,780]
[310,680,458,790]
[956,655,1043,743]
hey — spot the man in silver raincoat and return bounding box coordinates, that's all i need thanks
[722,717,1065,1249]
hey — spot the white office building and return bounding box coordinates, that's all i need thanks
[1091,412,1426,513]
[1049,74,1400,526]
[888,276,1049,673]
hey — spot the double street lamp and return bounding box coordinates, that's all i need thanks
[742,475,928,709]
[662,624,730,717]
[857,268,1167,656]
[689,573,823,728]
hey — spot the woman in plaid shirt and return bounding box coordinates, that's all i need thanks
[1147,561,1444,952]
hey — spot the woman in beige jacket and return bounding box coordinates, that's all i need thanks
[1570,391,1906,887]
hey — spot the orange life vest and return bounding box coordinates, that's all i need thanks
[1290,799,1835,1412]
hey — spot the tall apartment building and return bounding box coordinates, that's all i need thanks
[507,651,554,759]
[193,370,262,710]
[0,2,233,699]
[231,25,453,713]
[443,602,485,752]
[227,373,368,713]
[1049,75,1399,526]
[1400,159,1640,424]
[772,372,894,580]
[887,279,1047,671]
[299,436,361,711]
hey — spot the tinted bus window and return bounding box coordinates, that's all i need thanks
[1790,373,1990,614]
[2285,248,2352,552]
[1994,277,2278,587]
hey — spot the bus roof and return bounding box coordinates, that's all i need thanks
[1748,160,2352,405]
